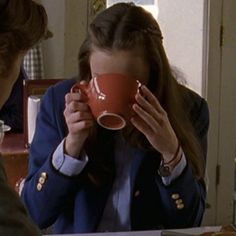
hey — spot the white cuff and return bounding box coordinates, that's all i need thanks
[52,139,88,176]
[161,153,187,186]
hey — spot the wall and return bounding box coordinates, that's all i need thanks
[40,0,205,94]
[41,0,65,78]
[64,0,89,78]
[106,0,205,95]
[158,0,205,95]
[41,0,88,79]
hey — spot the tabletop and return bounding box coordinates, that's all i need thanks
[0,132,28,155]
[0,133,29,189]
[44,226,221,236]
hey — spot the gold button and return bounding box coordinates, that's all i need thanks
[177,203,184,210]
[39,177,46,184]
[37,183,43,191]
[175,199,183,205]
[134,190,140,197]
[171,193,180,200]
[40,172,48,179]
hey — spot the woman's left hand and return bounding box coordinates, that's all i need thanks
[131,85,179,162]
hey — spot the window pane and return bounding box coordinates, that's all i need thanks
[107,0,155,7]
[107,0,158,19]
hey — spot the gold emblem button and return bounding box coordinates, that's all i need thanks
[177,203,184,210]
[39,177,46,184]
[175,199,183,205]
[37,183,42,191]
[134,190,140,197]
[40,172,48,179]
[171,193,180,200]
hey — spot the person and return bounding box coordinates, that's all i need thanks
[0,0,48,234]
[0,67,27,132]
[21,3,210,234]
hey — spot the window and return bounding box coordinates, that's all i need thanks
[107,0,159,19]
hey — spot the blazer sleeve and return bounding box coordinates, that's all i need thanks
[21,82,81,229]
[0,156,41,235]
[155,97,209,228]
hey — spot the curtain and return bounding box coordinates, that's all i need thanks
[23,43,44,80]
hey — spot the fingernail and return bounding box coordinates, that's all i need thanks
[141,85,147,91]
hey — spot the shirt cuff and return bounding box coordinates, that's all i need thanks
[52,139,88,176]
[161,153,187,186]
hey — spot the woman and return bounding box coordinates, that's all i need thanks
[22,3,209,234]
[0,0,48,234]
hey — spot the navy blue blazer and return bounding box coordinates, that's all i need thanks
[21,79,209,234]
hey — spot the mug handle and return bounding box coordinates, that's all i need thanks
[70,82,89,103]
[70,82,88,93]
[70,82,89,102]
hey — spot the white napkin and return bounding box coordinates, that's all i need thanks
[0,120,4,145]
[27,95,41,144]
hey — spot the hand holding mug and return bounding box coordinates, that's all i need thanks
[131,85,179,162]
[64,81,94,158]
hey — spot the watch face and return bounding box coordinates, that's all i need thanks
[158,165,171,177]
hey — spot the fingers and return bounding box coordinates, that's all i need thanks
[132,103,158,132]
[79,80,88,85]
[64,91,94,134]
[65,92,87,104]
[134,85,167,129]
[66,119,94,131]
[135,91,164,124]
[65,100,90,114]
[131,115,153,136]
[139,85,166,115]
[65,111,93,124]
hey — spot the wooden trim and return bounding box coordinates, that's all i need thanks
[202,0,223,226]
[216,0,236,225]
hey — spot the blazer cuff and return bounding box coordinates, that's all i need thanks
[161,153,187,186]
[52,139,88,176]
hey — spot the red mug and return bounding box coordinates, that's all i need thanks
[71,74,141,130]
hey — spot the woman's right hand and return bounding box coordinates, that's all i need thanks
[64,83,94,158]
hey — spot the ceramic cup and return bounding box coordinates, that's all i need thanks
[71,74,141,130]
[0,120,11,144]
[0,120,4,144]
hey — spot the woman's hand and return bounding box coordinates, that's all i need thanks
[131,85,179,163]
[64,81,94,158]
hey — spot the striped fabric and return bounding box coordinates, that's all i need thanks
[23,43,44,80]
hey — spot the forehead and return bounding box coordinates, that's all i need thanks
[89,48,149,84]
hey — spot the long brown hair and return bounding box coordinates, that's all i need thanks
[79,3,205,179]
[0,0,48,77]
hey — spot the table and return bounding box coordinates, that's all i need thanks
[0,133,29,189]
[44,226,222,236]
